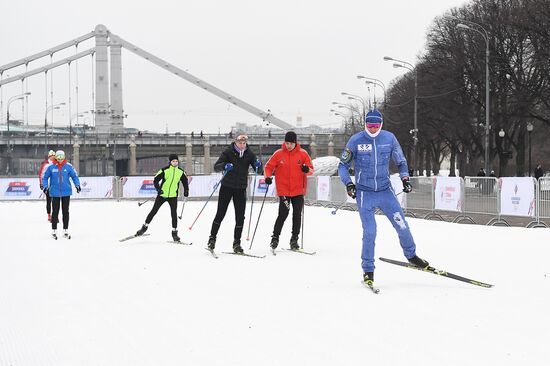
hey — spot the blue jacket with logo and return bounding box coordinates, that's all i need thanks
[338,130,409,191]
[42,160,81,197]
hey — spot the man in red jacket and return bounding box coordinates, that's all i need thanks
[264,131,313,250]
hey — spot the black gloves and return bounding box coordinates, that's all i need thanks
[265,177,273,185]
[346,183,356,199]
[158,189,164,195]
[301,164,310,173]
[184,189,189,197]
[75,185,81,193]
[402,177,412,193]
[42,186,49,194]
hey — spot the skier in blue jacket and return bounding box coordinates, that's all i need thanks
[338,109,428,287]
[42,150,81,239]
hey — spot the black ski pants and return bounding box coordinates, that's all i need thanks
[272,195,304,238]
[51,196,70,230]
[146,196,178,229]
[45,191,52,214]
[210,185,246,240]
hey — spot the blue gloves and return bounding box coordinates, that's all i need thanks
[224,163,234,172]
[254,159,262,171]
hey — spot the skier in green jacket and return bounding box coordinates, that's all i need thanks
[135,154,189,242]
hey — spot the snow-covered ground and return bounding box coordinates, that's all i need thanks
[1,199,549,365]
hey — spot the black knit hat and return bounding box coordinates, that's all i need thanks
[169,154,179,161]
[284,131,297,143]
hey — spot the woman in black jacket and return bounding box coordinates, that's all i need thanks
[208,133,262,253]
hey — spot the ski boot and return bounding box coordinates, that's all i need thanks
[171,229,180,242]
[51,230,57,240]
[407,255,429,269]
[207,235,216,250]
[289,235,300,250]
[270,235,279,250]
[233,239,244,254]
[136,223,148,236]
[63,229,71,239]
[363,272,374,285]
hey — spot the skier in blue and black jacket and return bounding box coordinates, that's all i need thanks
[42,150,81,239]
[338,109,429,286]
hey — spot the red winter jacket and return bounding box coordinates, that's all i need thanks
[38,159,53,184]
[264,143,314,197]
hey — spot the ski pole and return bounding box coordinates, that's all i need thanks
[249,188,269,250]
[331,198,349,215]
[178,197,188,220]
[188,171,227,230]
[138,197,153,207]
[246,170,258,241]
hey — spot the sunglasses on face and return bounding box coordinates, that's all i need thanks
[366,123,382,129]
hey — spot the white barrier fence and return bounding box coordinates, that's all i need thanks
[1,175,547,228]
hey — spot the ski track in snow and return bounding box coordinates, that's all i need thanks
[1,200,549,365]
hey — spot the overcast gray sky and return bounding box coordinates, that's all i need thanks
[0,0,468,133]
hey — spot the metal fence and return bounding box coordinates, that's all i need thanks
[303,175,548,228]
[1,174,548,228]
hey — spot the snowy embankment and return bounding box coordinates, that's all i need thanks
[0,200,549,365]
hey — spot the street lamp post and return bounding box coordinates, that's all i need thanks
[44,102,66,154]
[356,76,386,108]
[527,122,534,176]
[455,21,490,175]
[6,92,31,175]
[341,92,368,122]
[384,56,418,175]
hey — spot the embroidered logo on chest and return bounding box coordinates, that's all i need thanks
[357,144,372,153]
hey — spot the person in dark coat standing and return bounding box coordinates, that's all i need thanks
[207,133,262,253]
[534,164,543,180]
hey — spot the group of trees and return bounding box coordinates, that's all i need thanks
[346,0,550,177]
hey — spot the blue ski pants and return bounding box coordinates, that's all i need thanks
[356,187,416,273]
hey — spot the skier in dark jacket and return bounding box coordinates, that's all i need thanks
[135,154,189,242]
[207,133,262,253]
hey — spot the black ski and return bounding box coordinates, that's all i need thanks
[119,233,150,242]
[222,251,266,259]
[205,248,219,259]
[379,257,493,288]
[167,241,192,245]
[361,281,380,294]
[284,248,317,255]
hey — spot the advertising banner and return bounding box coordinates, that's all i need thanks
[0,178,41,200]
[434,176,462,212]
[121,176,160,198]
[189,175,223,197]
[500,177,535,217]
[316,176,331,201]
[249,176,277,197]
[72,177,113,199]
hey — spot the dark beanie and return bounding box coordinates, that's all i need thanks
[284,131,297,143]
[169,154,179,161]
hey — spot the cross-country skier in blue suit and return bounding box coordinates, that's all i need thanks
[338,109,429,286]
